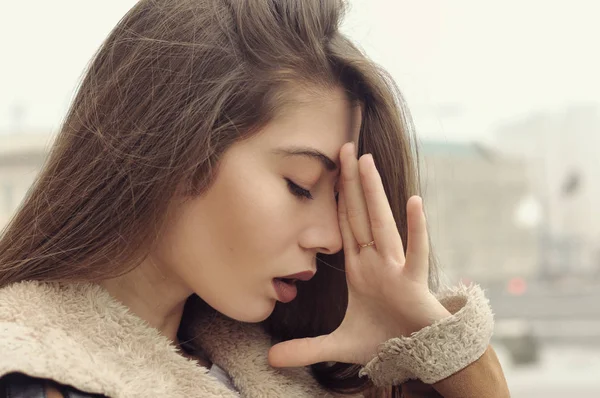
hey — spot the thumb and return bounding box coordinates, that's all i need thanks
[268,335,337,368]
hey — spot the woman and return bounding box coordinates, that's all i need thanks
[0,0,509,397]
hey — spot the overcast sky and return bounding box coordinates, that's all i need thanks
[1,0,599,143]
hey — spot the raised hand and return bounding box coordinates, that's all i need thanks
[268,142,451,368]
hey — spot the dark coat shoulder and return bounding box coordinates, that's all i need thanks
[0,373,106,398]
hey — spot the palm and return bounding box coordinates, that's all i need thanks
[268,143,450,368]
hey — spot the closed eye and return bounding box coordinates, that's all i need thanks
[285,178,313,200]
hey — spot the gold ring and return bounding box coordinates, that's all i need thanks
[358,240,375,249]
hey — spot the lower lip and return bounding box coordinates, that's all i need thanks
[272,279,297,303]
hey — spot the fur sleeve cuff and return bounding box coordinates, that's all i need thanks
[358,284,494,386]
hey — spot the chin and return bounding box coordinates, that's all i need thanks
[221,298,276,323]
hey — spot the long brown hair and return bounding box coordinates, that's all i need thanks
[0,0,438,395]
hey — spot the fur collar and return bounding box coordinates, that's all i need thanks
[0,281,338,397]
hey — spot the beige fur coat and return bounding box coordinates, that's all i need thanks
[0,281,508,397]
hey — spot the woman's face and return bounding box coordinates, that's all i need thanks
[153,86,361,322]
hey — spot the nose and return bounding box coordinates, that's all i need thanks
[299,199,343,255]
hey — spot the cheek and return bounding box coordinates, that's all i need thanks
[197,165,300,264]
[217,176,295,254]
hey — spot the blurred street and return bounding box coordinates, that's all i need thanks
[489,283,600,397]
[498,344,600,398]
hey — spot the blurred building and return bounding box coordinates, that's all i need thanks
[0,132,51,229]
[494,105,600,278]
[420,141,539,285]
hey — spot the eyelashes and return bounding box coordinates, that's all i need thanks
[285,178,339,202]
[285,178,313,200]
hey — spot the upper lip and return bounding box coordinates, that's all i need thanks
[278,270,315,281]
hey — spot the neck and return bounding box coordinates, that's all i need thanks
[99,257,192,343]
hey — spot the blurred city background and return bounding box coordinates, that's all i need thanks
[1,1,599,396]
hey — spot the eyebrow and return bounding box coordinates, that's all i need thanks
[272,146,338,172]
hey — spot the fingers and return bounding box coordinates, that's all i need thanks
[405,196,430,282]
[338,191,359,257]
[338,142,428,276]
[358,153,405,260]
[340,143,374,248]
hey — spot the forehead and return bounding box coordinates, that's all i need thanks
[254,86,362,156]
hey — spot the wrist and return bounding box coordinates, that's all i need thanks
[360,284,495,386]
[403,295,452,335]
